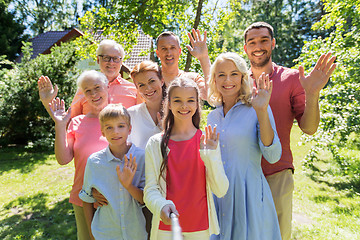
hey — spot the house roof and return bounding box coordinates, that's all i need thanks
[124,30,153,69]
[94,30,153,70]
[16,28,83,62]
[18,28,153,71]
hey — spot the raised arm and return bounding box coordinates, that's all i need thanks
[252,73,274,146]
[38,76,58,120]
[298,52,336,135]
[186,29,211,87]
[49,97,74,165]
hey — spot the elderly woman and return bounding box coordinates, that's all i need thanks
[38,70,109,240]
[206,53,282,240]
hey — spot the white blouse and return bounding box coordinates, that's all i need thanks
[127,102,162,149]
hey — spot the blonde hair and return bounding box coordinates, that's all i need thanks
[99,103,131,126]
[208,52,252,107]
[96,39,125,58]
[76,70,108,89]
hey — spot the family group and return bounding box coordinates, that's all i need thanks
[37,21,336,240]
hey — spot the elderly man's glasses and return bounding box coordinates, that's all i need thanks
[98,55,122,63]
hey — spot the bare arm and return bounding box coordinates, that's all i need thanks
[50,98,74,165]
[82,201,95,240]
[298,52,336,135]
[252,73,274,146]
[38,76,58,120]
[186,29,211,90]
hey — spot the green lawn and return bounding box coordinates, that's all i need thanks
[0,125,359,239]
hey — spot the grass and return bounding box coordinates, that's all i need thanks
[291,125,360,240]
[0,124,359,239]
[0,147,76,240]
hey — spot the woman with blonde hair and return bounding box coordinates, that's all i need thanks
[207,52,282,240]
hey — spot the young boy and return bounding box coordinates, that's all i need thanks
[79,103,147,240]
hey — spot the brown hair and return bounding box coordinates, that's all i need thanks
[244,22,274,42]
[130,60,162,81]
[159,77,201,182]
[156,31,181,48]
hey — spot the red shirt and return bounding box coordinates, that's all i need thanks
[251,63,305,176]
[159,130,209,232]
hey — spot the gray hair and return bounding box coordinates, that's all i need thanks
[77,70,108,89]
[96,39,125,58]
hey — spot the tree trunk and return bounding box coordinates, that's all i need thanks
[184,0,204,72]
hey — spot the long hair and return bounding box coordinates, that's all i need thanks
[159,77,201,182]
[208,52,252,107]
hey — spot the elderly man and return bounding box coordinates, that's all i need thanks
[71,39,139,117]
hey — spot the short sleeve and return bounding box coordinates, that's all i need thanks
[79,157,96,203]
[70,88,85,118]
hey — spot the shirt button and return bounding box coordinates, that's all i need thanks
[222,130,224,132]
[120,201,123,204]
[222,145,225,148]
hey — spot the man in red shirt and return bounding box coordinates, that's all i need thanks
[156,30,209,100]
[244,22,336,239]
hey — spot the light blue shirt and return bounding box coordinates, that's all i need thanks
[79,144,147,240]
[208,101,282,240]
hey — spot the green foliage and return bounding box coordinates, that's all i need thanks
[0,1,28,61]
[0,41,80,147]
[296,0,360,181]
[217,0,327,67]
[11,0,80,36]
[75,0,232,75]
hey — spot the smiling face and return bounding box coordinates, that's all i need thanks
[244,27,275,68]
[169,86,198,121]
[81,76,108,111]
[101,117,131,147]
[97,45,123,82]
[133,71,164,103]
[214,59,243,101]
[156,35,181,68]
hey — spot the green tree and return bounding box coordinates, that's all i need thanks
[296,0,360,178]
[0,0,28,61]
[0,41,81,147]
[75,0,233,74]
[11,0,80,36]
[217,0,326,67]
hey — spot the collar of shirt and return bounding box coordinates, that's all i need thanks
[104,143,136,162]
[108,74,124,86]
[249,62,278,81]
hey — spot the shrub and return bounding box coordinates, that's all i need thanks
[0,41,81,149]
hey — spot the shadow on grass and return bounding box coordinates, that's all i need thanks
[0,193,76,240]
[0,146,53,175]
[307,164,360,196]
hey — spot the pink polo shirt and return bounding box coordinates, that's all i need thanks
[70,74,138,118]
[251,63,305,177]
[67,115,108,206]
